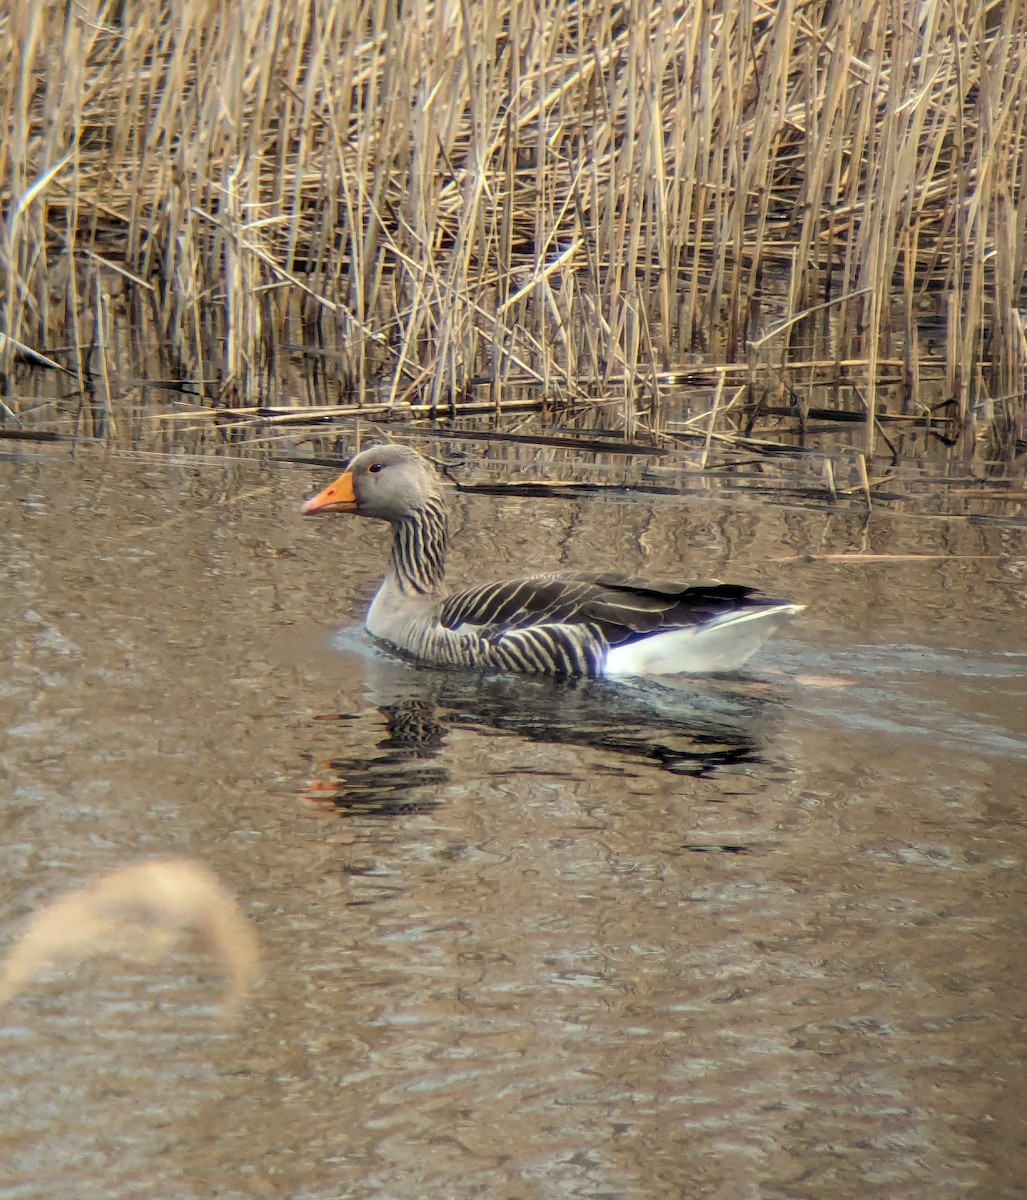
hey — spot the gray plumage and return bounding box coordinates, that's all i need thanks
[302,444,803,677]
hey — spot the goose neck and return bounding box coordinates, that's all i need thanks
[389,499,448,594]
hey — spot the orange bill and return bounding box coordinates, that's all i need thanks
[302,470,357,515]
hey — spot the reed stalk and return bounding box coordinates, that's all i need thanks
[1,0,1025,453]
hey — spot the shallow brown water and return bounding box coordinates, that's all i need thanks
[2,450,1026,1199]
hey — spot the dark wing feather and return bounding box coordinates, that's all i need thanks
[439,576,599,633]
[439,573,772,646]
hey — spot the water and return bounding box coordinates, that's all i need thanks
[1,451,1025,1199]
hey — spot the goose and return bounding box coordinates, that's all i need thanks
[302,444,803,677]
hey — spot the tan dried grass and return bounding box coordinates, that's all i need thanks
[0,858,260,1011]
[2,0,1026,445]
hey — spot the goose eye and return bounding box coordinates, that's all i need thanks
[368,462,383,474]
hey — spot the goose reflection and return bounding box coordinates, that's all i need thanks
[302,627,792,818]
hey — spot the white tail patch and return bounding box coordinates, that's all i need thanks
[603,604,804,676]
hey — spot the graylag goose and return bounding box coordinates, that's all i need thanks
[302,445,803,677]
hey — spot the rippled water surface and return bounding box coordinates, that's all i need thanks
[2,450,1026,1199]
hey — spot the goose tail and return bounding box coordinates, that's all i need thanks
[603,603,805,677]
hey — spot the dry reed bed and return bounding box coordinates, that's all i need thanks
[2,0,1026,451]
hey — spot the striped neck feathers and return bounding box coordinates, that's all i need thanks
[389,494,449,594]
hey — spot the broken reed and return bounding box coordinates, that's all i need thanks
[2,0,1026,446]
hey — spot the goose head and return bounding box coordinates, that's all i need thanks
[302,444,443,522]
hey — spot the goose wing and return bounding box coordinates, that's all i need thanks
[438,573,766,646]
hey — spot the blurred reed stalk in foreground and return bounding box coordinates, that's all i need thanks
[2,0,1025,446]
[0,858,260,1012]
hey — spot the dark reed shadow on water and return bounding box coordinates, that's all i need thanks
[299,634,796,819]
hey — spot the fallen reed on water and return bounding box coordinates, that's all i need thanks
[2,0,1026,450]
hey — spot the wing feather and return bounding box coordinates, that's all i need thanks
[439,573,775,647]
